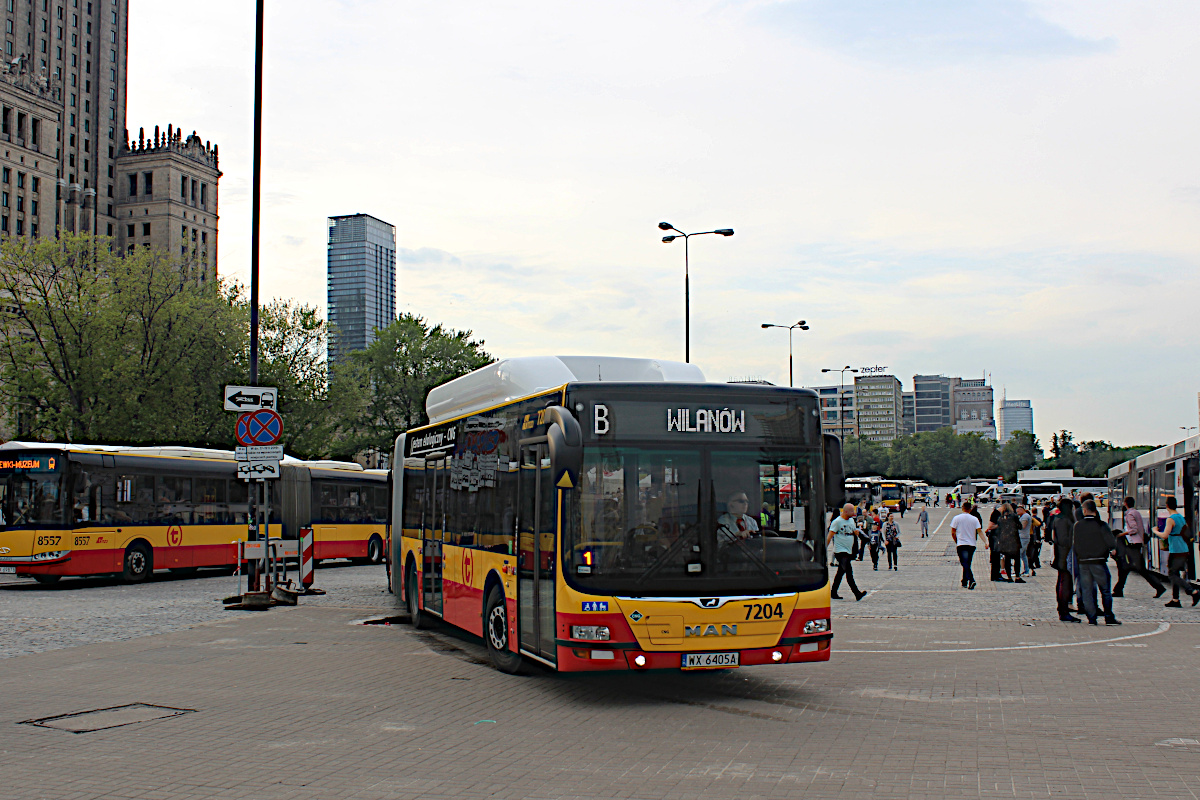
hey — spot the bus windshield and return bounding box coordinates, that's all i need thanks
[566,445,825,596]
[0,452,65,529]
[881,485,901,501]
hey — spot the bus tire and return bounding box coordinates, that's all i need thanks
[407,563,433,630]
[367,535,384,565]
[122,542,153,583]
[484,585,523,674]
[32,574,60,585]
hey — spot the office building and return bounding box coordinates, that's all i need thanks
[998,398,1033,444]
[953,378,996,439]
[913,374,957,433]
[0,1,219,273]
[327,213,396,364]
[902,391,915,436]
[854,374,903,443]
[807,384,856,439]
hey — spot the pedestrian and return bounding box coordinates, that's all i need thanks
[884,514,901,570]
[986,504,1003,580]
[996,503,1024,583]
[866,513,882,571]
[1155,496,1199,608]
[827,503,866,601]
[918,504,929,538]
[1112,496,1166,598]
[899,500,906,519]
[1073,499,1121,625]
[951,500,985,590]
[1017,503,1034,577]
[1052,497,1080,622]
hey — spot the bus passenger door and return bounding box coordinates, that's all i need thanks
[518,443,556,663]
[423,456,447,616]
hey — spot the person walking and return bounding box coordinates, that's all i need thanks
[951,501,985,590]
[918,504,929,538]
[1113,496,1166,598]
[1017,503,1034,577]
[899,500,906,519]
[866,513,883,570]
[884,514,901,570]
[1028,510,1043,571]
[1052,497,1080,622]
[996,503,1025,583]
[986,505,1004,581]
[1156,496,1199,608]
[827,503,866,601]
[1073,499,1121,625]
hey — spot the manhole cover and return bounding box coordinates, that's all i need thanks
[21,703,195,734]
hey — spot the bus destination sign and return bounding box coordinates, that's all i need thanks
[0,456,58,471]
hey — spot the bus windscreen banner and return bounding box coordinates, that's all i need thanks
[582,399,809,444]
[0,455,61,472]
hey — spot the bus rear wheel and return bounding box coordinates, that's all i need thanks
[407,563,433,630]
[122,542,152,583]
[366,535,384,565]
[484,585,523,674]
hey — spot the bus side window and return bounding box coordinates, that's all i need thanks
[372,486,389,524]
[229,479,249,524]
[157,476,193,524]
[194,478,227,524]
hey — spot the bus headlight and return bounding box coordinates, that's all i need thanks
[32,550,69,561]
[803,619,830,634]
[571,625,610,641]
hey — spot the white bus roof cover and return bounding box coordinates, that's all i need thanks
[425,356,706,424]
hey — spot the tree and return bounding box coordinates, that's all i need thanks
[349,314,492,455]
[842,435,889,477]
[1001,430,1042,478]
[0,234,240,445]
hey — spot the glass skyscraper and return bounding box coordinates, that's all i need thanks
[327,214,396,365]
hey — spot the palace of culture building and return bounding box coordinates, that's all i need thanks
[0,0,219,278]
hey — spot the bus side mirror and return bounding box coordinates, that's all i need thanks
[544,406,582,489]
[823,434,846,509]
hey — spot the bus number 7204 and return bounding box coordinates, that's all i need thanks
[744,602,785,620]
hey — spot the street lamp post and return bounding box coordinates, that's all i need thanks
[1182,426,1197,437]
[821,365,859,442]
[761,321,809,387]
[659,222,734,363]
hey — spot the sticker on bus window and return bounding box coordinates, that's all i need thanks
[581,601,608,612]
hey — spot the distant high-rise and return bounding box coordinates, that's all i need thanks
[952,378,996,440]
[998,398,1034,444]
[327,213,396,365]
[913,374,957,433]
[854,374,903,443]
[902,391,915,436]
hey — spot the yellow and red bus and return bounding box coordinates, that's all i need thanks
[390,356,845,673]
[0,443,388,584]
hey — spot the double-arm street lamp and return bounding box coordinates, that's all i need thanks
[659,222,734,363]
[761,321,809,387]
[1182,426,1197,437]
[821,366,859,439]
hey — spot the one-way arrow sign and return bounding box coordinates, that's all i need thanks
[223,385,278,412]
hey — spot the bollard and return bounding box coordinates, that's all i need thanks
[300,527,315,590]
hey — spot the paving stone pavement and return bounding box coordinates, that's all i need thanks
[4,508,1200,799]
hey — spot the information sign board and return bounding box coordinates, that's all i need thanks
[237,460,281,480]
[224,385,278,412]
[235,445,284,461]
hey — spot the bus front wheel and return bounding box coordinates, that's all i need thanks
[484,585,523,674]
[407,563,433,630]
[122,542,152,583]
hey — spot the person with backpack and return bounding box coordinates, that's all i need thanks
[1113,496,1166,598]
[1051,497,1080,622]
[1156,496,1199,608]
[884,514,901,570]
[996,503,1024,583]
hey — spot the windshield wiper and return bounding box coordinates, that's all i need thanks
[722,534,780,583]
[633,527,698,586]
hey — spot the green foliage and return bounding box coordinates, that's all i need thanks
[1041,430,1154,477]
[1001,430,1042,478]
[348,313,493,455]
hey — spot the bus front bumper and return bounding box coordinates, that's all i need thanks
[555,633,832,672]
[0,551,73,576]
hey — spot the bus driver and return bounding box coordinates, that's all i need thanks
[717,492,760,544]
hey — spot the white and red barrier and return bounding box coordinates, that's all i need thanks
[300,527,315,589]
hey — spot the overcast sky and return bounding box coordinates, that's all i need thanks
[129,0,1199,448]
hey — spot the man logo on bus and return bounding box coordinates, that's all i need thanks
[685,624,738,637]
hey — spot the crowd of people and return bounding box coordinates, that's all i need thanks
[949,491,1196,624]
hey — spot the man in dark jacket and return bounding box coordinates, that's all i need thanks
[1074,499,1120,625]
[1051,498,1078,622]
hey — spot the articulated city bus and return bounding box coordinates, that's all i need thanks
[390,356,844,673]
[1108,436,1199,578]
[0,442,388,584]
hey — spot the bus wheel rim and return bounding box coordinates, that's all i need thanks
[488,605,507,650]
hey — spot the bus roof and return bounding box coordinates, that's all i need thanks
[0,441,366,472]
[425,356,707,424]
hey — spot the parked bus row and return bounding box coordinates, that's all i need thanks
[843,477,928,510]
[0,442,388,584]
